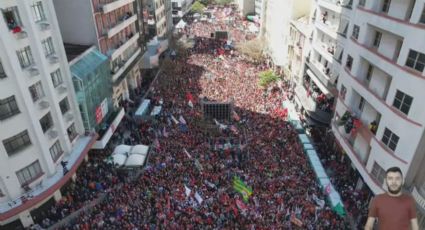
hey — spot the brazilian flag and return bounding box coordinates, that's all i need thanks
[233,176,253,202]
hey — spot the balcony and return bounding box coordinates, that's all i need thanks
[107,14,137,38]
[25,65,40,77]
[306,60,338,95]
[294,84,333,124]
[108,32,139,60]
[37,21,50,31]
[318,0,353,13]
[351,38,425,83]
[101,0,135,14]
[315,20,339,39]
[111,47,141,82]
[0,134,97,220]
[47,55,59,64]
[38,100,50,110]
[331,121,385,194]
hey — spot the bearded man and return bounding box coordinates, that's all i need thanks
[365,166,418,230]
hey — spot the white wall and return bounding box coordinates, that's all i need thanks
[52,0,98,46]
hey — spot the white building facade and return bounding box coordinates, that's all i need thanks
[312,0,425,227]
[0,0,96,228]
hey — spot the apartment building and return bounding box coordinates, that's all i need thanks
[143,0,173,39]
[171,0,193,24]
[53,0,144,108]
[262,0,312,68]
[0,0,97,228]
[305,0,425,227]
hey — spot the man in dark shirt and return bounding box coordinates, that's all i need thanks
[365,166,418,230]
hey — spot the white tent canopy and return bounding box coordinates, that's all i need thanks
[150,106,162,116]
[175,20,187,29]
[113,145,132,155]
[110,144,150,168]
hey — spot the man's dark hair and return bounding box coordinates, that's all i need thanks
[386,166,403,176]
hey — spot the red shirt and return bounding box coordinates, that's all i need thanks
[368,193,417,230]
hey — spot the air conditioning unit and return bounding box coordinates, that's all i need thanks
[47,129,58,139]
[65,113,74,122]
[39,22,50,31]
[28,66,39,76]
[38,100,50,109]
[48,55,59,64]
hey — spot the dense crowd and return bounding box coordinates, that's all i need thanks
[28,4,358,230]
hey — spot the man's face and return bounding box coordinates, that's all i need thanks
[386,171,403,194]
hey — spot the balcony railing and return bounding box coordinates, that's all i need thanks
[100,0,135,14]
[412,186,425,212]
[106,13,137,38]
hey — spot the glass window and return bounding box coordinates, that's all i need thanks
[51,69,63,87]
[352,25,360,40]
[371,162,386,185]
[29,81,45,102]
[67,123,78,142]
[16,160,43,186]
[2,6,22,30]
[345,55,353,70]
[39,112,53,133]
[372,31,382,48]
[420,5,425,24]
[31,1,46,22]
[0,96,20,120]
[41,37,55,57]
[381,127,399,151]
[405,50,425,72]
[358,97,365,111]
[59,97,70,114]
[0,61,6,78]
[382,0,391,13]
[16,46,34,68]
[3,130,31,156]
[393,90,413,115]
[49,141,63,162]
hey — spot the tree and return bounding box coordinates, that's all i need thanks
[235,38,265,64]
[191,1,206,14]
[258,70,279,88]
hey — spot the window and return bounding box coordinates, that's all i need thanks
[0,96,20,120]
[16,46,34,68]
[31,1,46,22]
[0,61,6,78]
[382,0,391,13]
[371,162,386,185]
[393,90,413,115]
[29,81,45,102]
[49,141,63,162]
[340,84,347,100]
[2,6,22,30]
[67,123,78,141]
[346,55,353,70]
[3,130,31,156]
[382,127,399,151]
[405,50,425,72]
[372,31,382,48]
[358,97,365,111]
[50,69,63,87]
[40,112,53,133]
[352,25,360,40]
[41,37,55,57]
[420,5,425,24]
[358,0,366,7]
[16,160,43,186]
[59,97,70,114]
[366,64,373,82]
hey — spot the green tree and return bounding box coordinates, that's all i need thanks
[191,1,206,14]
[236,38,265,64]
[258,70,279,88]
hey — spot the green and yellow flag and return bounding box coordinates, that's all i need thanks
[232,176,253,202]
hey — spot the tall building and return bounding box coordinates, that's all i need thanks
[53,0,144,108]
[143,0,173,39]
[262,0,312,67]
[302,0,425,227]
[0,0,97,228]
[171,0,193,24]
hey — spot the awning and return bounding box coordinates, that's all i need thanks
[131,144,149,156]
[150,106,162,116]
[125,154,147,167]
[113,144,132,155]
[112,154,127,167]
[135,99,151,117]
[306,69,331,97]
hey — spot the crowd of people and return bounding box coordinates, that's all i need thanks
[309,128,372,229]
[27,4,362,230]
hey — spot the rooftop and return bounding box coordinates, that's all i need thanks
[64,43,93,62]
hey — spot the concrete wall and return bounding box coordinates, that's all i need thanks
[52,0,98,46]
